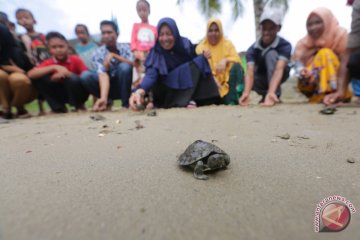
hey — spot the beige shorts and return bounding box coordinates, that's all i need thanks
[348,0,360,48]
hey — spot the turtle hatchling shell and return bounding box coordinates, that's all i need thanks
[178,140,227,166]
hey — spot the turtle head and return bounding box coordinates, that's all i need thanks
[207,153,230,169]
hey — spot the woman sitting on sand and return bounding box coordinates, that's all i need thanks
[292,7,352,103]
[195,18,244,105]
[0,23,36,119]
[129,17,220,109]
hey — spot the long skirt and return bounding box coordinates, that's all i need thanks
[298,48,352,103]
[222,63,244,105]
[152,62,220,108]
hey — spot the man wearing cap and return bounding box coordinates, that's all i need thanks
[324,0,360,105]
[239,9,292,107]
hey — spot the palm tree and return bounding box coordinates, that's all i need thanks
[177,0,289,38]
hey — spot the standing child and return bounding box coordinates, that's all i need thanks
[27,32,89,113]
[130,0,157,108]
[16,8,50,114]
[74,24,98,71]
[15,8,49,67]
[74,24,99,106]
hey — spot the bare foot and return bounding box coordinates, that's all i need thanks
[146,102,154,110]
[92,99,107,112]
[186,100,197,109]
[38,111,46,116]
[354,97,360,105]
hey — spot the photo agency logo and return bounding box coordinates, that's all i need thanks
[314,195,356,232]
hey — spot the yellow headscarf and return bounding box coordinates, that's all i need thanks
[196,18,240,97]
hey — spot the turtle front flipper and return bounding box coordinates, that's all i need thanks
[193,161,209,180]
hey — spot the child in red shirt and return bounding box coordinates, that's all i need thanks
[131,0,157,59]
[130,0,157,82]
[28,32,89,113]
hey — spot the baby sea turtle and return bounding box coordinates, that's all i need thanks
[319,107,337,115]
[178,140,230,180]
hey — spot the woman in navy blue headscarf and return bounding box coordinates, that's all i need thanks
[129,17,220,109]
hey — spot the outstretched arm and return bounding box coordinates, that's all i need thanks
[129,88,146,110]
[129,67,159,111]
[262,59,288,106]
[93,72,110,111]
[323,49,351,105]
[239,64,254,106]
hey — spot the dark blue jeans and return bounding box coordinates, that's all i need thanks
[348,48,360,79]
[80,63,132,107]
[253,50,290,97]
[32,74,89,112]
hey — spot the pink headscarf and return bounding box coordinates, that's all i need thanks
[293,7,348,65]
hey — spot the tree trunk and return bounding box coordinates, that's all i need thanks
[253,0,265,39]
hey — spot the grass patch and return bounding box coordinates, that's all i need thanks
[21,98,123,113]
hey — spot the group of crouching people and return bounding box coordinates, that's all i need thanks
[1,2,360,120]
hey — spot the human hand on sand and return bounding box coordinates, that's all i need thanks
[323,91,345,106]
[92,98,108,112]
[239,93,250,106]
[129,89,145,111]
[261,93,279,107]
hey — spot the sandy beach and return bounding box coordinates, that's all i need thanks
[0,79,359,240]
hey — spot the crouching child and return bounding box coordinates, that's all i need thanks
[27,31,89,113]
